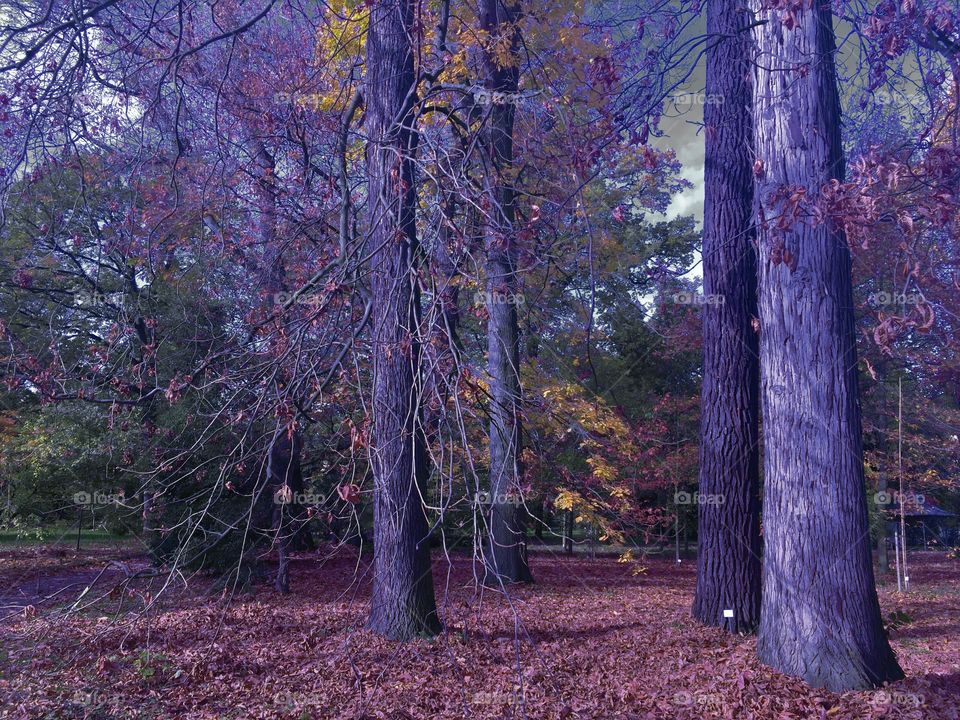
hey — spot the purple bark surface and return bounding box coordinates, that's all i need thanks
[365,0,441,640]
[750,0,903,689]
[480,0,532,585]
[693,0,762,634]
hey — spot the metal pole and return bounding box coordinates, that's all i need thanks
[902,528,910,591]
[675,509,681,564]
[899,376,909,591]
[894,529,902,593]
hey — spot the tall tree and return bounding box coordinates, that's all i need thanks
[750,0,903,688]
[365,0,441,639]
[692,0,761,633]
[250,139,307,594]
[479,0,532,585]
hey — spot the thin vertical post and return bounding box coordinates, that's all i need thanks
[899,376,909,591]
[675,508,681,564]
[894,529,902,593]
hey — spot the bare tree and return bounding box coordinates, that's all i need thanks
[365,0,441,640]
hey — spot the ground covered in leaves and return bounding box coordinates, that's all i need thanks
[1,546,958,719]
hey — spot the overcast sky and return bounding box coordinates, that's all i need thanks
[651,13,709,227]
[657,98,706,224]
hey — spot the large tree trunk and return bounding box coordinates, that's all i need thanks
[423,192,463,439]
[563,509,574,555]
[365,0,441,640]
[692,0,762,634]
[251,140,306,594]
[480,0,532,586]
[267,428,304,593]
[750,1,903,689]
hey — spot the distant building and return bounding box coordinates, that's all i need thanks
[886,497,958,548]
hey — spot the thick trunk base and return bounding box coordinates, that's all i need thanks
[368,543,442,640]
[750,0,903,690]
[364,0,440,642]
[757,621,904,690]
[484,502,533,585]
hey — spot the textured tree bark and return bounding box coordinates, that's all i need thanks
[251,139,306,595]
[365,0,441,640]
[534,498,548,540]
[267,429,304,594]
[692,0,762,634]
[480,0,532,585]
[423,193,463,439]
[750,0,903,689]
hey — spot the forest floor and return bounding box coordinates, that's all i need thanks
[0,545,957,720]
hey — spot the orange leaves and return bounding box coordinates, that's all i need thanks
[758,0,813,31]
[873,315,900,354]
[489,31,521,71]
[5,550,960,718]
[346,416,368,453]
[914,301,936,333]
[317,0,369,63]
[780,186,806,228]
[871,299,936,354]
[897,210,915,237]
[274,484,294,505]
[164,373,192,404]
[337,483,361,504]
